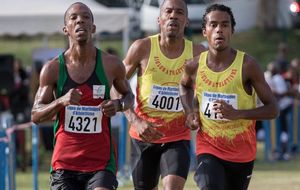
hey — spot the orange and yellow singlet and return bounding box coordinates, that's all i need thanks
[129,34,193,143]
[195,50,257,162]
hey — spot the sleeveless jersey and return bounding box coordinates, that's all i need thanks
[195,50,257,162]
[129,34,192,143]
[51,49,117,173]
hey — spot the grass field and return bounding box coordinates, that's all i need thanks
[15,142,300,190]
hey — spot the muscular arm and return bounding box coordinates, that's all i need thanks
[110,57,134,112]
[31,59,66,123]
[121,38,164,141]
[180,57,199,114]
[237,55,279,120]
[179,57,201,130]
[122,39,150,124]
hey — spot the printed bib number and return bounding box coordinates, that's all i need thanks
[148,84,183,112]
[64,105,102,133]
[201,91,237,121]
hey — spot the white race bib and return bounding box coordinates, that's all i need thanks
[64,105,102,134]
[148,84,183,112]
[201,91,237,121]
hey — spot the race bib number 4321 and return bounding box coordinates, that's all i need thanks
[148,84,183,112]
[64,105,102,134]
[201,91,237,121]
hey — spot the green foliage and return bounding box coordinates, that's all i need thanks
[1,28,299,71]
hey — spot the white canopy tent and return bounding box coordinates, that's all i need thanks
[0,0,130,53]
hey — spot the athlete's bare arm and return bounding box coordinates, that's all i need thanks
[101,52,134,116]
[180,43,206,111]
[242,55,278,119]
[123,38,164,142]
[31,58,82,124]
[180,56,201,130]
[123,38,151,121]
[215,54,279,120]
[123,38,150,79]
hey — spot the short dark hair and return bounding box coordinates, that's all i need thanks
[202,4,236,32]
[64,2,94,25]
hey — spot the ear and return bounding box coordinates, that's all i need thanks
[185,19,190,28]
[62,26,68,35]
[202,28,207,37]
[92,24,96,33]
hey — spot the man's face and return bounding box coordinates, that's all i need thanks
[158,0,188,38]
[202,10,233,51]
[63,3,95,43]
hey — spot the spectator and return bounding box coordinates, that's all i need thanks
[10,58,30,171]
[265,62,294,161]
[275,42,289,74]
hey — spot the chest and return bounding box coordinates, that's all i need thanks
[67,63,95,84]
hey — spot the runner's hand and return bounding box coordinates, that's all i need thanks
[134,118,164,142]
[99,99,119,117]
[61,88,82,106]
[213,100,237,120]
[185,112,201,130]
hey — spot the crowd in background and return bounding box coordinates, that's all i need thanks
[261,42,300,161]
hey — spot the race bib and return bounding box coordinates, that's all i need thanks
[64,105,102,134]
[201,91,237,121]
[148,84,183,112]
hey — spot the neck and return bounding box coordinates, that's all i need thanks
[67,42,96,65]
[208,47,232,62]
[159,33,184,57]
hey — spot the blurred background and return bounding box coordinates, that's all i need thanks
[0,0,300,189]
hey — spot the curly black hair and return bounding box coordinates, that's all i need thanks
[201,4,236,32]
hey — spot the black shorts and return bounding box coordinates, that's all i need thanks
[131,139,190,190]
[194,154,254,190]
[50,169,118,190]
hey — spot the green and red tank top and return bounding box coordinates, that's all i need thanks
[51,49,117,173]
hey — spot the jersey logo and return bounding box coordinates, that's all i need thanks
[93,85,105,99]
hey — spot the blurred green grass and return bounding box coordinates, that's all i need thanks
[15,142,300,190]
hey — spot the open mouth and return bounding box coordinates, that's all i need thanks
[168,21,179,28]
[215,37,224,42]
[75,28,86,33]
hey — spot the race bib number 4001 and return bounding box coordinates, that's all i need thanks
[201,91,237,121]
[64,105,102,134]
[148,84,183,112]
